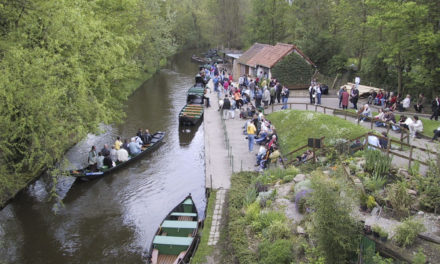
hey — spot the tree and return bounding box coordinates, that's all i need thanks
[308,173,361,263]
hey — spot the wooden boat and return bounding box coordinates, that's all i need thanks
[148,194,199,264]
[69,131,165,181]
[191,55,206,64]
[179,104,204,126]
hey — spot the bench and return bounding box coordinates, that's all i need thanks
[153,236,193,255]
[161,220,197,237]
[170,212,197,217]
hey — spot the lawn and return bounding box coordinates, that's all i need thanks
[267,110,369,155]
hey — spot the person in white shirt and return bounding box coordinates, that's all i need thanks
[117,148,129,162]
[365,134,380,149]
[409,115,423,138]
[402,94,411,110]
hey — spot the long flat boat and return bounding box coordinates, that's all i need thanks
[148,194,199,264]
[69,131,165,181]
[179,105,204,126]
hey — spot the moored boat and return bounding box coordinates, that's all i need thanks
[191,54,206,64]
[179,105,204,126]
[148,194,199,264]
[69,131,165,181]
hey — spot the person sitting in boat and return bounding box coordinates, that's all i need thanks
[110,145,118,163]
[103,154,113,168]
[88,146,98,171]
[122,139,130,154]
[142,129,152,145]
[114,136,123,150]
[134,135,144,147]
[117,147,129,162]
[96,152,104,170]
[129,137,141,156]
[101,144,110,157]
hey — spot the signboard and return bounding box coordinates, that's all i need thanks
[308,138,322,148]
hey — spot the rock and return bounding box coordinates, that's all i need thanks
[293,174,306,183]
[398,168,410,179]
[417,211,424,216]
[297,226,305,234]
[323,170,331,175]
[407,189,418,196]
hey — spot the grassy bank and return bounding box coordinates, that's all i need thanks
[191,190,217,264]
[268,110,369,155]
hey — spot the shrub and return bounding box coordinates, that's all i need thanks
[245,201,260,222]
[393,218,426,247]
[262,219,291,241]
[386,181,412,218]
[258,239,294,264]
[364,174,386,193]
[364,149,392,176]
[413,248,426,264]
[295,189,312,213]
[251,211,286,234]
[367,195,377,210]
[308,173,361,263]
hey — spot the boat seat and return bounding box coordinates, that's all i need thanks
[170,212,197,217]
[161,220,197,236]
[153,236,193,256]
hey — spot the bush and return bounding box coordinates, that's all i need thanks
[251,211,287,234]
[367,195,377,210]
[262,220,291,241]
[386,181,412,218]
[393,218,426,247]
[258,239,294,264]
[364,174,386,193]
[364,149,392,176]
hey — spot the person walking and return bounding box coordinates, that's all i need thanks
[222,95,231,119]
[338,86,344,108]
[309,85,315,104]
[341,87,349,110]
[350,85,359,109]
[275,82,282,103]
[315,84,322,105]
[247,120,257,152]
[430,96,439,121]
[281,86,290,109]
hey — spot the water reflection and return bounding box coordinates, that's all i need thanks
[0,51,206,264]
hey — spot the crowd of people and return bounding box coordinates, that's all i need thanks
[87,129,152,171]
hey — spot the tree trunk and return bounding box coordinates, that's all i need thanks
[397,52,403,95]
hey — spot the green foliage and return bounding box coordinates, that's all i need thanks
[419,159,440,213]
[393,218,426,247]
[251,211,287,234]
[257,239,294,264]
[364,149,392,176]
[372,253,394,264]
[256,166,299,185]
[386,181,412,218]
[262,220,291,242]
[308,173,361,263]
[271,51,314,87]
[413,248,426,264]
[367,195,377,210]
[228,172,259,263]
[364,174,387,193]
[191,190,217,264]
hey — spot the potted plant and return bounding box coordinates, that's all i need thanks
[379,229,388,242]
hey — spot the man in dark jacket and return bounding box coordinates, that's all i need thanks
[222,95,231,120]
[275,82,282,103]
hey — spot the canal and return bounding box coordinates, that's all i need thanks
[0,51,206,263]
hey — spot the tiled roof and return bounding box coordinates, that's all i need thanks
[238,42,315,68]
[237,43,270,66]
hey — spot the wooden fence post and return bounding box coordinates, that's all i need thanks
[409,145,413,169]
[324,107,326,114]
[315,105,317,112]
[306,104,308,111]
[386,136,391,157]
[344,111,347,120]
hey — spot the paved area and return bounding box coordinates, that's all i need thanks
[207,189,226,246]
